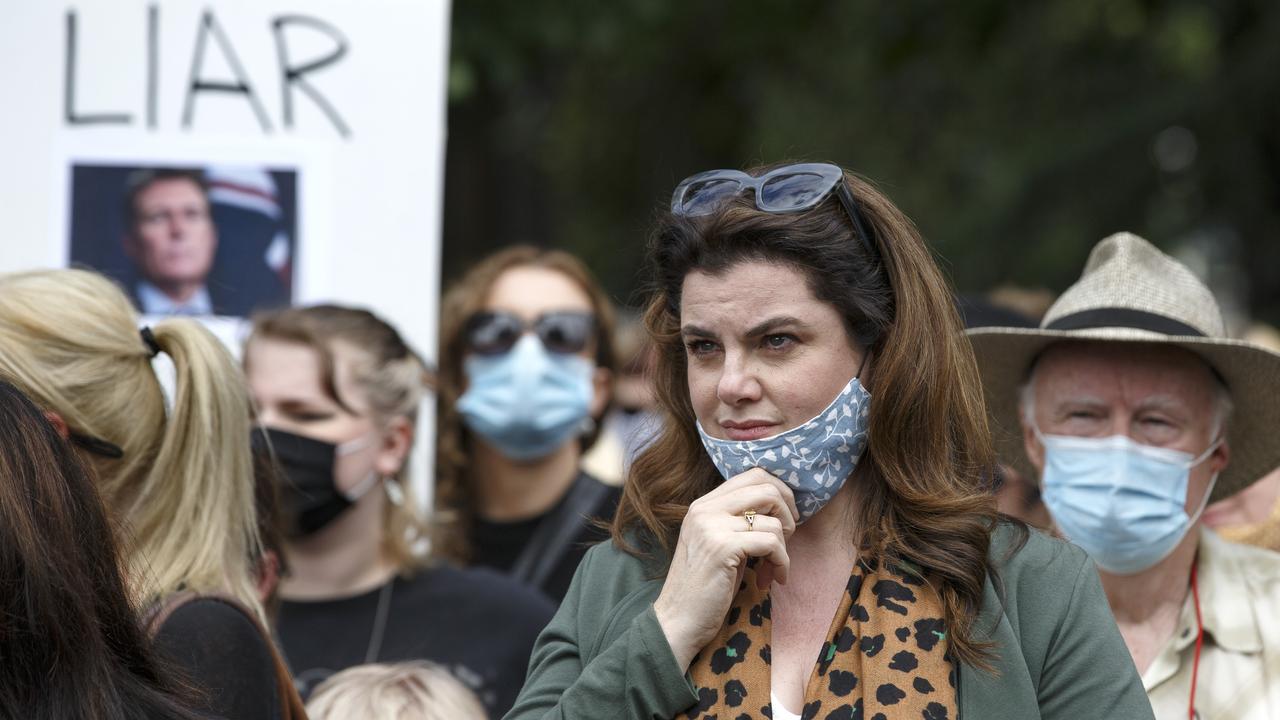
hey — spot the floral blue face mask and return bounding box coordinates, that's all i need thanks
[1037,428,1220,575]
[458,334,594,461]
[696,375,872,522]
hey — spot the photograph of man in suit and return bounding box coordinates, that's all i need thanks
[123,169,219,315]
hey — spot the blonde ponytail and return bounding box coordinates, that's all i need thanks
[131,320,262,615]
[0,269,263,618]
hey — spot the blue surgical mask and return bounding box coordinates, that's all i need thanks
[1037,429,1220,575]
[696,375,872,522]
[458,334,594,461]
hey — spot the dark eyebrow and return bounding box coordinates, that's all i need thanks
[680,324,717,339]
[680,316,811,340]
[744,316,809,338]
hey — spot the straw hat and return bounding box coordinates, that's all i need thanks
[967,232,1280,503]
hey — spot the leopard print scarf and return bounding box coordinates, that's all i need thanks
[684,557,957,720]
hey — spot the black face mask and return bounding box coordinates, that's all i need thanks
[254,427,356,538]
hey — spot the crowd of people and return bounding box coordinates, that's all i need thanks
[3,161,1280,720]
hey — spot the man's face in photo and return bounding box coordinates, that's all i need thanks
[126,177,218,292]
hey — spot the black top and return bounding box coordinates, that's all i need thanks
[470,473,622,603]
[153,598,281,720]
[277,565,555,718]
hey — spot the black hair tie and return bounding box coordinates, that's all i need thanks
[140,327,162,358]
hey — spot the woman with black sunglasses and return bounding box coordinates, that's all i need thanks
[435,246,623,603]
[505,163,1152,720]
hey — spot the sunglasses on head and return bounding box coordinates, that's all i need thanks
[670,162,880,258]
[464,310,596,356]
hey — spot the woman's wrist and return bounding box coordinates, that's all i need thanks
[653,600,698,672]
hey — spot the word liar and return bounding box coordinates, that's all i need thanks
[64,6,352,138]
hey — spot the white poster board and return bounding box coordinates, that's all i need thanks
[0,0,452,510]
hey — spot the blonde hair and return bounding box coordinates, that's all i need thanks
[305,662,485,720]
[0,269,262,617]
[247,304,431,570]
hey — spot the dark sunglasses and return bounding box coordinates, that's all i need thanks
[464,311,596,356]
[670,162,879,258]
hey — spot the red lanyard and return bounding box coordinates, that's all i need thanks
[1188,564,1204,720]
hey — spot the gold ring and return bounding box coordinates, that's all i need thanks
[743,509,757,531]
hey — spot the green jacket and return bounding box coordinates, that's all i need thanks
[505,524,1155,719]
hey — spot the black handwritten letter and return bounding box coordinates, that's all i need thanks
[272,15,351,138]
[182,9,273,132]
[146,4,159,129]
[64,10,132,125]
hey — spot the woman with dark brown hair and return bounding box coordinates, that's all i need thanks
[0,380,202,720]
[435,246,622,602]
[506,163,1154,719]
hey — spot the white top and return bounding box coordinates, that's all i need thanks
[770,691,802,720]
[136,280,213,315]
[1143,528,1280,719]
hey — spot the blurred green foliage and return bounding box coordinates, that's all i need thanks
[444,0,1280,324]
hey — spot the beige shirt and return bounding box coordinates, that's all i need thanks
[1145,529,1280,719]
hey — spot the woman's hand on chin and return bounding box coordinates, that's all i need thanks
[653,467,799,671]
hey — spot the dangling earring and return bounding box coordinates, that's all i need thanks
[384,477,406,507]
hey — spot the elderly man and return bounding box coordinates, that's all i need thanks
[122,168,219,315]
[968,232,1280,719]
